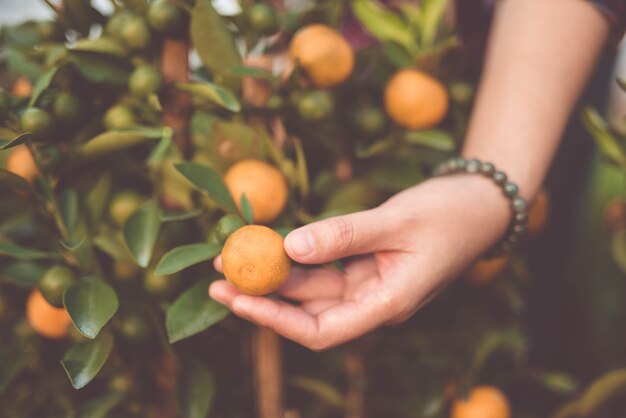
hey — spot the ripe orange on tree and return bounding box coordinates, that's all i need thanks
[11,76,33,97]
[26,288,73,339]
[384,69,449,130]
[465,256,509,285]
[5,145,39,183]
[450,386,511,418]
[289,24,354,88]
[221,225,291,296]
[224,159,288,224]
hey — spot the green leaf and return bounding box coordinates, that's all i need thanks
[576,368,626,416]
[190,0,241,76]
[79,128,164,158]
[166,279,229,343]
[0,344,31,392]
[176,81,241,112]
[225,65,276,80]
[59,189,80,237]
[0,169,34,196]
[469,329,527,380]
[0,133,32,151]
[28,66,62,107]
[420,0,448,48]
[85,174,112,225]
[292,138,309,198]
[351,0,417,54]
[0,242,61,261]
[123,201,162,268]
[538,371,580,395]
[161,209,203,222]
[71,38,128,57]
[402,130,455,151]
[289,376,344,409]
[61,332,114,390]
[93,232,133,262]
[79,392,126,418]
[155,243,221,275]
[174,162,238,213]
[582,107,625,167]
[177,357,215,418]
[64,277,119,339]
[63,0,104,36]
[240,194,254,224]
[6,47,43,81]
[0,261,45,287]
[70,51,133,85]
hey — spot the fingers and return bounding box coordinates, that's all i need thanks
[209,279,394,351]
[277,266,345,301]
[213,255,222,272]
[284,208,394,264]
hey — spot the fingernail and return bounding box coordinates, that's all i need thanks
[286,229,315,257]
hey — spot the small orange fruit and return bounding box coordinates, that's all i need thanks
[221,225,291,296]
[224,159,288,224]
[465,256,509,285]
[5,145,39,183]
[11,76,33,97]
[289,24,354,88]
[450,386,511,418]
[527,190,549,236]
[26,289,72,339]
[384,69,449,130]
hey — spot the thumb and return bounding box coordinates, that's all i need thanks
[284,208,390,264]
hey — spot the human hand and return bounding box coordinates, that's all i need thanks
[209,174,512,351]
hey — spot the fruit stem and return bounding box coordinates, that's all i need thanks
[253,327,284,418]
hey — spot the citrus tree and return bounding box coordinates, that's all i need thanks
[0,0,583,417]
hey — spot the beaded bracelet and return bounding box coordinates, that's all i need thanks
[432,157,528,256]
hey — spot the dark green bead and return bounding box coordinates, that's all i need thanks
[480,162,495,176]
[512,197,527,212]
[515,213,528,224]
[493,171,507,184]
[447,160,459,171]
[455,157,467,169]
[466,159,480,173]
[513,225,526,234]
[503,182,518,197]
[508,234,520,244]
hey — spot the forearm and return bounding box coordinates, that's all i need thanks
[463,0,610,200]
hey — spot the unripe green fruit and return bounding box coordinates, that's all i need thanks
[109,373,133,393]
[121,16,152,50]
[21,108,54,139]
[103,105,136,130]
[449,81,474,105]
[114,260,141,281]
[215,214,246,243]
[143,270,179,298]
[129,65,163,97]
[148,0,185,34]
[105,12,132,38]
[109,191,142,226]
[118,312,151,342]
[52,92,82,124]
[246,4,279,35]
[352,106,386,136]
[297,91,334,121]
[39,265,75,308]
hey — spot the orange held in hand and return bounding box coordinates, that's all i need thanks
[384,69,449,130]
[221,225,291,296]
[26,289,72,339]
[224,159,288,224]
[450,386,511,418]
[5,145,39,183]
[289,24,354,88]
